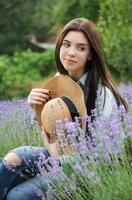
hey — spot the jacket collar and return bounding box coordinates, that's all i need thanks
[77,72,88,85]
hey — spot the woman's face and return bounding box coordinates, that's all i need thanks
[60,31,91,80]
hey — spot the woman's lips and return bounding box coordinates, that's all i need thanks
[65,59,77,63]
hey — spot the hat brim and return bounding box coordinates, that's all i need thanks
[35,74,87,127]
[41,97,72,134]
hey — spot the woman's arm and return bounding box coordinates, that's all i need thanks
[41,127,60,159]
[27,88,60,158]
[97,85,117,119]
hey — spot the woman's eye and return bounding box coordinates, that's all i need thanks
[78,47,85,51]
[62,43,70,47]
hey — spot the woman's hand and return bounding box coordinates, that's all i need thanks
[27,88,51,110]
[41,127,60,159]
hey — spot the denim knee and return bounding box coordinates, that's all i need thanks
[0,161,25,199]
[7,189,28,200]
[6,176,44,200]
[7,187,42,200]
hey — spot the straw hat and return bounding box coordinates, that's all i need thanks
[35,74,87,142]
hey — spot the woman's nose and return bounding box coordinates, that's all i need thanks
[67,47,76,56]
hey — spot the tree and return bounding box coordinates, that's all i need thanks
[51,0,99,32]
[0,0,57,54]
[98,0,132,81]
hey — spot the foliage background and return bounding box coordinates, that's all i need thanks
[0,0,131,99]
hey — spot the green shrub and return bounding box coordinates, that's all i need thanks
[0,49,57,99]
[98,0,132,82]
[52,0,99,32]
[0,0,58,55]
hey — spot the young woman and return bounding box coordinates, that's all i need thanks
[0,18,127,199]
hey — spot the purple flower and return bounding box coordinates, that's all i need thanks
[34,187,45,200]
[127,131,132,137]
[74,163,82,173]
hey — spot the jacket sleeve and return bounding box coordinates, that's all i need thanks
[96,85,117,119]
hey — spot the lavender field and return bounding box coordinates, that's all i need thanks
[0,83,132,199]
[0,99,43,157]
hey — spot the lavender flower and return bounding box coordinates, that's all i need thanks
[34,187,45,200]
[0,83,132,199]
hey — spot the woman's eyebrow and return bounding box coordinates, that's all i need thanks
[63,39,71,43]
[63,40,88,46]
[77,43,88,46]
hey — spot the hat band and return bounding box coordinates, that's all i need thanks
[60,96,79,121]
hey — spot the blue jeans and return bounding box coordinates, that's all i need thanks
[0,146,50,200]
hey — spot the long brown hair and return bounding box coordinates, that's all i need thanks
[55,18,128,115]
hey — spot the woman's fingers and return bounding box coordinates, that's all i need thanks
[28,99,44,106]
[27,88,51,109]
[30,88,50,98]
[31,88,50,94]
[30,94,49,102]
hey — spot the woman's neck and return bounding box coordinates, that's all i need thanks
[69,72,85,82]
